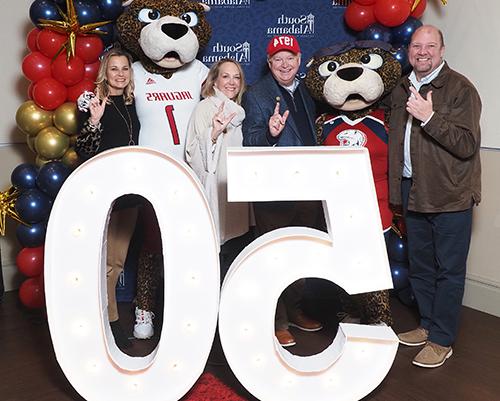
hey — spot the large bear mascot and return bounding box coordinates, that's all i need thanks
[117,0,211,161]
[305,40,401,326]
[115,0,212,339]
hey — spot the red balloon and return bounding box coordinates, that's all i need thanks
[32,77,68,110]
[83,60,100,81]
[354,0,377,5]
[75,35,104,64]
[407,0,426,19]
[37,29,67,59]
[51,54,85,86]
[27,28,41,52]
[16,246,44,277]
[67,78,95,102]
[19,277,45,309]
[22,51,52,82]
[374,0,411,27]
[344,2,376,32]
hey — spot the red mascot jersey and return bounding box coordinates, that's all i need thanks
[322,109,392,230]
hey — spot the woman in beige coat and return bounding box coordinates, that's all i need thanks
[185,58,251,279]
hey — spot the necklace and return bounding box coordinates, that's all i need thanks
[109,96,135,146]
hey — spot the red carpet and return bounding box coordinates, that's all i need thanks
[183,373,248,401]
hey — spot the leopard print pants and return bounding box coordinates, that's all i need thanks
[135,251,162,311]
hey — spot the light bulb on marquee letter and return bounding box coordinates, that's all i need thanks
[219,147,399,401]
[44,147,219,401]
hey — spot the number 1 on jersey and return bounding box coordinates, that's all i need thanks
[165,105,180,145]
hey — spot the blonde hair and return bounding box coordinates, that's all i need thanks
[201,58,246,105]
[95,48,135,105]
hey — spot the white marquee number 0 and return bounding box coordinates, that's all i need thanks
[44,147,398,401]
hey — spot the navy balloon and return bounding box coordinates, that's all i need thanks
[15,189,52,224]
[393,46,411,74]
[95,22,116,47]
[74,0,103,25]
[390,261,410,291]
[392,17,423,47]
[358,23,393,43]
[387,230,408,262]
[36,161,70,198]
[29,0,62,27]
[11,163,38,191]
[16,221,47,248]
[96,0,124,20]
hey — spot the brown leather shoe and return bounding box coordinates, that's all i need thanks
[289,313,323,332]
[275,329,296,347]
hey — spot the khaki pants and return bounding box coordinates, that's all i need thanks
[106,207,138,322]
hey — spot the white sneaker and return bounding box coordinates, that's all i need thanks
[133,307,154,339]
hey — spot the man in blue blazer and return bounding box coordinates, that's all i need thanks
[242,35,324,347]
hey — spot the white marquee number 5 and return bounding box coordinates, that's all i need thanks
[220,147,398,401]
[44,147,398,401]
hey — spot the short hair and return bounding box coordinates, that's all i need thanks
[95,48,135,105]
[201,58,246,105]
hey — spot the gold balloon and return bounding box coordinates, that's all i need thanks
[16,100,53,136]
[62,147,80,169]
[54,102,78,135]
[26,135,36,154]
[35,126,70,160]
[35,155,52,168]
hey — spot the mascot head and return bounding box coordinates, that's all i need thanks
[117,0,211,76]
[305,40,401,115]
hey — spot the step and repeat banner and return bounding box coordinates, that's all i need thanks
[199,1,356,84]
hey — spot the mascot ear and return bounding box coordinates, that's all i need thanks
[122,0,133,6]
[199,2,211,12]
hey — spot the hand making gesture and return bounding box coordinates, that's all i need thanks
[89,88,108,126]
[406,86,433,122]
[211,101,236,143]
[268,101,289,137]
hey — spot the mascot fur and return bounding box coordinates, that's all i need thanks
[117,0,211,160]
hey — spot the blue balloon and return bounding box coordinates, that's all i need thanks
[386,229,408,263]
[393,46,411,74]
[392,17,423,47]
[36,161,70,198]
[15,189,52,224]
[358,23,393,43]
[96,0,124,20]
[390,261,410,291]
[16,221,47,248]
[11,163,38,191]
[29,0,62,27]
[74,0,103,25]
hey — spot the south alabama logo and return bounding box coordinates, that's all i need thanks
[200,0,250,8]
[203,41,251,64]
[267,13,315,36]
[337,129,367,147]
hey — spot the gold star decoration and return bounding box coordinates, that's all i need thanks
[37,0,111,60]
[0,187,28,236]
[410,0,447,12]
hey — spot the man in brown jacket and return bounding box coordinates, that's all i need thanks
[388,25,481,368]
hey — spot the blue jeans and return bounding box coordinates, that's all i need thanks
[401,178,472,346]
